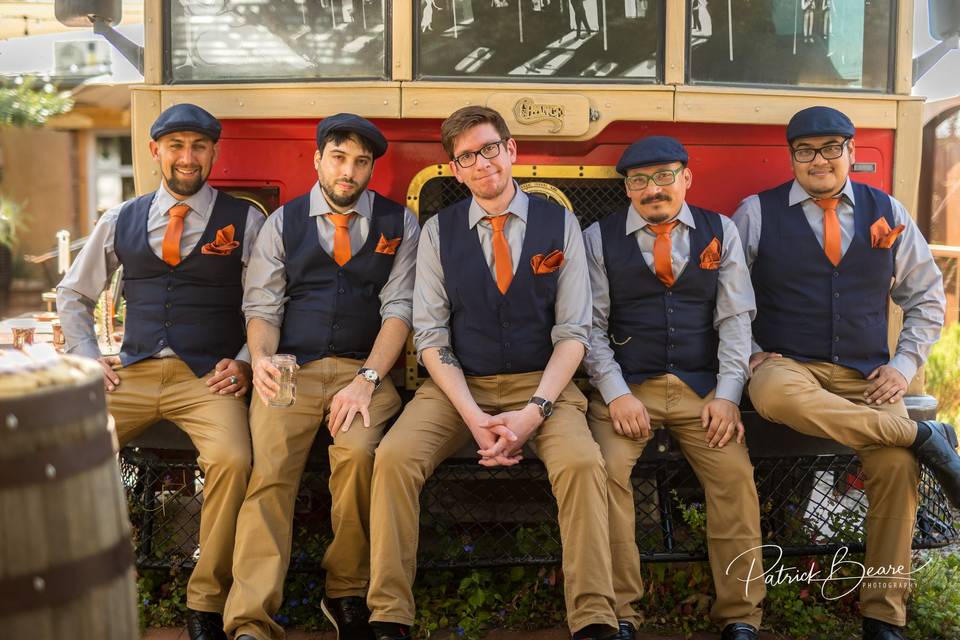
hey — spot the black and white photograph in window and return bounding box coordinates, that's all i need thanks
[687,0,893,90]
[168,0,389,82]
[417,0,662,81]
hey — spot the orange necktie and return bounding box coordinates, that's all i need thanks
[161,203,191,266]
[647,220,679,288]
[815,198,842,266]
[485,214,513,294]
[327,212,355,266]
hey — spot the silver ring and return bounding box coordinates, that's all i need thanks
[229,375,238,385]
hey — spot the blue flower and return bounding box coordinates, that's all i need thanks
[301,598,309,605]
[308,581,317,589]
[456,626,465,636]
[463,544,475,553]
[142,598,151,605]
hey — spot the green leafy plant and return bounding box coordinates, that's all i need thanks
[0,196,27,248]
[0,76,74,128]
[927,321,960,426]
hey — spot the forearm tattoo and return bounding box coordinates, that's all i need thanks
[437,347,462,370]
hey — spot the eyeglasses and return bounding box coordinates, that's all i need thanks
[453,140,505,168]
[624,166,683,191]
[790,139,849,163]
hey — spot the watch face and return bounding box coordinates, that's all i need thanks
[541,401,554,417]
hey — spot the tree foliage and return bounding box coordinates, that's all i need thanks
[0,76,74,128]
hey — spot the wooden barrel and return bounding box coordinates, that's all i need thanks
[0,350,137,640]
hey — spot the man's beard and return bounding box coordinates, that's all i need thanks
[640,193,673,223]
[165,167,206,197]
[321,176,368,209]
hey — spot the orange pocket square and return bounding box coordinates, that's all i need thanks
[531,249,565,275]
[375,233,402,255]
[201,224,240,255]
[870,217,905,249]
[699,237,721,270]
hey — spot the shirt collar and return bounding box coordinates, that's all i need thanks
[625,201,694,236]
[308,182,374,219]
[156,182,216,219]
[788,179,856,208]
[468,180,529,228]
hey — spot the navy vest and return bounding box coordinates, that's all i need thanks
[599,206,723,397]
[278,190,404,365]
[438,196,564,377]
[115,190,248,377]
[752,180,898,377]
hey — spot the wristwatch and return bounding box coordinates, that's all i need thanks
[357,367,382,390]
[528,396,554,419]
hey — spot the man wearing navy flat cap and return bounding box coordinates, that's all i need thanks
[57,103,265,640]
[223,113,419,640]
[583,136,765,640]
[733,105,959,640]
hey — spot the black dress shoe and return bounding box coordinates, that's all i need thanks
[912,420,960,510]
[321,596,375,640]
[572,623,619,640]
[863,617,906,639]
[721,623,759,640]
[614,620,636,640]
[185,609,227,640]
[370,621,412,640]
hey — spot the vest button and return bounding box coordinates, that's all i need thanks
[832,355,839,362]
[669,344,676,349]
[158,339,165,346]
[165,303,172,309]
[835,313,841,320]
[338,288,346,294]
[667,308,674,313]
[833,292,840,298]
[833,271,840,278]
[668,363,675,368]
[501,321,510,328]
[504,342,511,349]
[167,285,174,292]
[505,362,512,369]
[834,336,840,342]
[328,343,336,350]
[669,327,676,333]
[337,270,344,277]
[666,291,673,296]
[164,320,172,328]
[332,323,340,330]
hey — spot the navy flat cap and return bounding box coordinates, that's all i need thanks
[150,104,221,142]
[786,106,855,142]
[616,136,689,175]
[316,113,388,159]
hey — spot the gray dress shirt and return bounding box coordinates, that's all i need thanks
[57,183,266,362]
[582,202,756,405]
[414,182,592,360]
[732,179,946,382]
[242,184,420,329]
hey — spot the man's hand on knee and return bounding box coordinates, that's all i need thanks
[864,364,907,405]
[608,393,651,440]
[701,398,744,448]
[207,358,252,397]
[99,355,121,391]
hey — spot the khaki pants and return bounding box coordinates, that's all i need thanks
[587,375,765,630]
[749,358,919,626]
[108,357,251,614]
[223,356,402,640]
[367,373,618,634]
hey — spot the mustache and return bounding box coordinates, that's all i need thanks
[640,193,672,205]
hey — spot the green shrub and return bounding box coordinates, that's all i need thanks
[927,321,960,425]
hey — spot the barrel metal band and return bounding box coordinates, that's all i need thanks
[0,429,114,489]
[0,536,134,616]
[1,379,103,432]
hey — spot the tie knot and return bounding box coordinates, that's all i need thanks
[815,198,841,212]
[327,212,354,229]
[647,220,678,237]
[485,214,509,231]
[168,204,190,219]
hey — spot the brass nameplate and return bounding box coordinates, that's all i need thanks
[487,93,591,137]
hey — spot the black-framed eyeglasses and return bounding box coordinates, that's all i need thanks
[453,140,505,168]
[624,166,683,191]
[790,139,850,163]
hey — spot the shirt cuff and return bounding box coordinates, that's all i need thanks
[67,339,103,361]
[595,373,632,405]
[414,330,451,365]
[715,377,745,405]
[888,353,918,385]
[382,309,413,329]
[243,311,283,328]
[235,344,251,364]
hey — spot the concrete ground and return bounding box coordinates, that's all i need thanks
[142,629,784,639]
